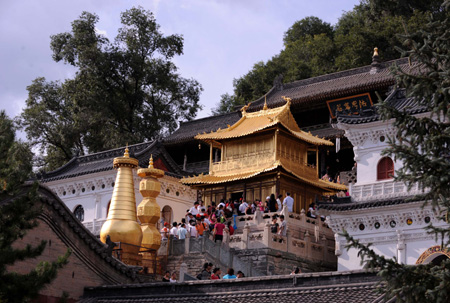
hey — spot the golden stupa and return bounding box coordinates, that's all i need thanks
[100,146,143,265]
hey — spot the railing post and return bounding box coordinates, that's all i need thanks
[243,223,250,250]
[184,232,190,254]
[263,222,270,247]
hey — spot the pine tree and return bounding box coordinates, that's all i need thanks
[0,110,70,303]
[344,1,450,302]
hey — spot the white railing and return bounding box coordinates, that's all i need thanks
[351,181,423,201]
[83,219,106,236]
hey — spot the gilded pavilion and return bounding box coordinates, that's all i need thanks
[181,98,346,212]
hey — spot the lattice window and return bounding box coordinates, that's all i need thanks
[377,157,394,180]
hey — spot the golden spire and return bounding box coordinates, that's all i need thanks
[263,96,268,110]
[373,47,379,57]
[124,143,129,158]
[149,154,154,168]
[100,146,142,265]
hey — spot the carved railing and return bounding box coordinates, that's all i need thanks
[278,153,317,179]
[351,181,422,201]
[211,151,273,175]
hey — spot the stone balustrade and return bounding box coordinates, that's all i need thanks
[351,181,423,201]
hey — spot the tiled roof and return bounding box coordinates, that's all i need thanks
[301,124,345,139]
[196,101,333,146]
[337,89,428,124]
[181,160,346,191]
[163,112,242,145]
[247,58,411,112]
[317,195,425,212]
[81,270,384,303]
[40,141,184,182]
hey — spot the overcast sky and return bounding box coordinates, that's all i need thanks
[0,0,359,122]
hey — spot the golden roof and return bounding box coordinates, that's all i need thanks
[195,99,333,146]
[181,160,347,191]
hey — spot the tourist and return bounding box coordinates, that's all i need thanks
[189,201,200,216]
[211,267,221,280]
[239,200,249,215]
[222,268,237,279]
[201,215,210,230]
[307,203,316,218]
[162,271,170,282]
[283,192,294,212]
[169,272,177,283]
[290,267,301,275]
[271,215,279,234]
[189,220,198,238]
[213,220,225,242]
[169,222,178,239]
[197,262,213,280]
[196,218,207,237]
[216,205,225,219]
[160,222,169,240]
[276,194,282,211]
[268,194,277,212]
[209,215,217,232]
[236,271,245,278]
[227,221,235,235]
[177,223,188,240]
[278,215,287,237]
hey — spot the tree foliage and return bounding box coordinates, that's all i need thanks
[345,1,450,302]
[213,0,439,114]
[0,111,70,303]
[20,7,202,170]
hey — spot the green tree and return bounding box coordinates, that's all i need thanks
[20,7,202,170]
[214,0,437,115]
[0,111,70,303]
[283,16,333,45]
[345,2,450,301]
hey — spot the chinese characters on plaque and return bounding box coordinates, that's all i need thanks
[326,93,374,118]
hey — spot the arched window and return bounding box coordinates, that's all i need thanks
[377,157,394,180]
[74,205,84,222]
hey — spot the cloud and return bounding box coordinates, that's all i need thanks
[95,27,108,37]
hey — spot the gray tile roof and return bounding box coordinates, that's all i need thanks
[317,195,425,212]
[81,270,384,303]
[301,123,345,139]
[246,58,412,112]
[337,89,427,125]
[163,111,242,145]
[40,141,184,182]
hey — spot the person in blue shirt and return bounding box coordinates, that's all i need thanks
[222,268,237,279]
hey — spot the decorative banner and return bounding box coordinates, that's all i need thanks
[327,93,374,118]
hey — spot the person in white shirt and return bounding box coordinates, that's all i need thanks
[282,192,294,212]
[177,223,188,239]
[189,202,200,216]
[239,201,248,214]
[189,221,198,238]
[276,194,282,211]
[169,222,178,239]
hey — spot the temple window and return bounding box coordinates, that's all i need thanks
[377,157,394,180]
[74,205,84,222]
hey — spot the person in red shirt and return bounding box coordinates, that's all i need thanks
[211,267,221,280]
[227,221,234,236]
[213,221,226,242]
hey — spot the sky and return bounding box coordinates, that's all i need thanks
[0,0,360,123]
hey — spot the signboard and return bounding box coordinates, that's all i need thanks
[326,93,374,118]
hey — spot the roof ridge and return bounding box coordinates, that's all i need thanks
[181,111,241,125]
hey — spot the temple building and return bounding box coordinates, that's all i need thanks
[181,98,346,210]
[319,88,450,270]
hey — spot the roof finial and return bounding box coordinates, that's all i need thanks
[124,143,130,158]
[149,154,154,168]
[370,47,381,74]
[263,96,268,110]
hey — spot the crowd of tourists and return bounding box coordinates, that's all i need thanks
[162,262,246,282]
[160,192,296,242]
